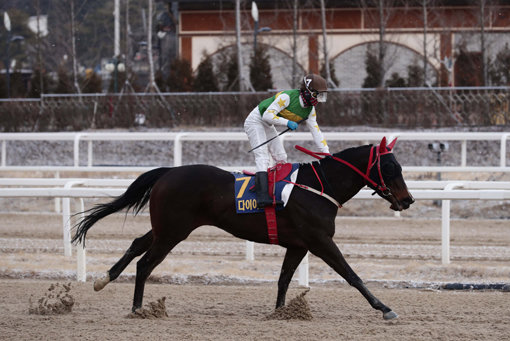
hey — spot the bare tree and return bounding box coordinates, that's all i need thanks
[120,0,137,94]
[320,0,336,87]
[235,0,244,91]
[292,0,299,87]
[480,0,488,86]
[70,0,81,94]
[145,0,162,93]
[235,0,254,91]
[422,0,428,86]
[360,0,398,87]
[35,0,44,95]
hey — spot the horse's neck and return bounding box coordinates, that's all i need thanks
[319,145,371,204]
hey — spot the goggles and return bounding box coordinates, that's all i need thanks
[316,92,327,103]
[309,89,327,103]
[304,77,327,103]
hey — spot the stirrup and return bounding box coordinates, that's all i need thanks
[256,197,283,209]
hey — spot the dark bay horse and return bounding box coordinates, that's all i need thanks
[72,137,414,320]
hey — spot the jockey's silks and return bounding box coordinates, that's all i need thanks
[257,89,313,122]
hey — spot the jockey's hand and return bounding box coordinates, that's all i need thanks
[287,121,298,130]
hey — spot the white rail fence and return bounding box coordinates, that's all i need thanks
[1,131,509,285]
[0,179,509,285]
[1,131,509,173]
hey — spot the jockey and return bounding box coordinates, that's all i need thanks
[244,73,330,208]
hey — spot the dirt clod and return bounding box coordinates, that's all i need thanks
[28,282,75,315]
[266,289,313,320]
[128,297,168,319]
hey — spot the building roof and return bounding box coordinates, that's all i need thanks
[157,0,505,11]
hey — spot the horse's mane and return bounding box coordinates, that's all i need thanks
[296,144,373,169]
[331,144,373,159]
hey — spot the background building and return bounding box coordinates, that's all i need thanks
[159,0,510,89]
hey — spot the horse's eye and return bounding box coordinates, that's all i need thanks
[382,163,396,177]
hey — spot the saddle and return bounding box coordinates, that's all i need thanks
[233,163,299,245]
[243,162,294,200]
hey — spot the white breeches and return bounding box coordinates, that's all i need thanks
[244,108,287,172]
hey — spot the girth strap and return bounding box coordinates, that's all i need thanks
[264,206,278,244]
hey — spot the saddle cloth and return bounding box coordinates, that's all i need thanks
[232,163,299,214]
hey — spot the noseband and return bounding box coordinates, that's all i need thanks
[295,145,393,197]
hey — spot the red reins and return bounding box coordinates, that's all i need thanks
[294,144,391,195]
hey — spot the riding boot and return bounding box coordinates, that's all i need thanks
[255,171,283,208]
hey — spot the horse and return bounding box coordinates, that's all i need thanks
[72,136,414,320]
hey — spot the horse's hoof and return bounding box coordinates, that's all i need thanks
[93,274,110,291]
[383,311,398,320]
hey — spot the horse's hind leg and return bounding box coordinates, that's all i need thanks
[131,237,182,312]
[94,231,153,291]
[309,236,397,320]
[276,247,308,309]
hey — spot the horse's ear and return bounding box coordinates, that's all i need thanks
[387,137,398,151]
[379,137,387,151]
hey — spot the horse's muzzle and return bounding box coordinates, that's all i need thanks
[390,195,414,211]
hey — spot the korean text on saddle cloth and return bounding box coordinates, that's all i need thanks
[232,164,299,214]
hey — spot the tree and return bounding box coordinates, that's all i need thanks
[362,47,382,88]
[193,56,219,92]
[155,70,167,92]
[360,0,401,88]
[0,75,6,98]
[320,61,339,88]
[54,66,73,94]
[166,58,193,92]
[81,68,102,93]
[210,47,240,92]
[406,63,424,87]
[488,43,510,86]
[225,50,239,92]
[249,46,273,91]
[385,72,405,88]
[8,71,27,98]
[27,68,52,98]
[479,0,488,86]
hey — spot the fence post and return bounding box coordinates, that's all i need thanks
[298,253,309,287]
[73,133,84,167]
[76,198,86,282]
[500,134,509,168]
[62,196,72,257]
[87,140,93,167]
[54,171,60,213]
[245,241,254,261]
[461,140,467,167]
[441,182,463,264]
[441,198,451,264]
[62,181,84,257]
[174,133,188,167]
[1,140,5,167]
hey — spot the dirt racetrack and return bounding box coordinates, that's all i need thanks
[1,280,509,341]
[0,209,509,340]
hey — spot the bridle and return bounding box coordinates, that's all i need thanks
[295,144,394,199]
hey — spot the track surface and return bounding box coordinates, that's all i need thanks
[1,280,509,340]
[0,213,509,340]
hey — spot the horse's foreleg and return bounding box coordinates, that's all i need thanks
[132,239,176,312]
[276,247,308,309]
[94,231,153,292]
[309,236,397,320]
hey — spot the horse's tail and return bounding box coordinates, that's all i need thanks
[71,167,171,246]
